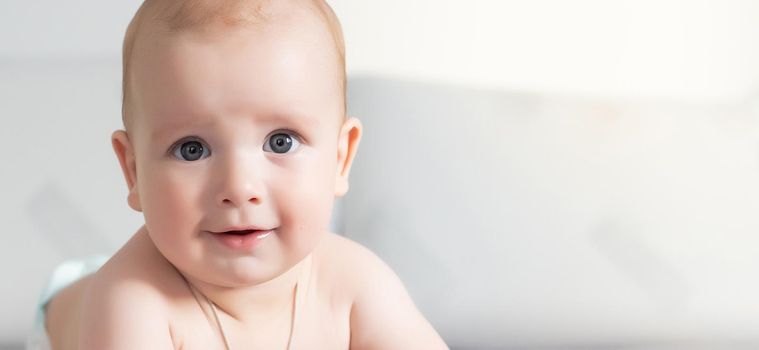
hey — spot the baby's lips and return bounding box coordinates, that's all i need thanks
[211,225,275,234]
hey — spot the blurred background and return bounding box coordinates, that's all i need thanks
[2,0,759,349]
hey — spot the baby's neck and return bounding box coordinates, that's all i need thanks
[180,255,311,325]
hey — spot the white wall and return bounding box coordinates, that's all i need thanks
[0,58,142,341]
[331,0,759,102]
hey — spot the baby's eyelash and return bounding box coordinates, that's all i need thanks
[167,136,205,155]
[268,129,305,143]
[263,129,305,155]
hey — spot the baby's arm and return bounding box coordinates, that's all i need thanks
[347,246,449,350]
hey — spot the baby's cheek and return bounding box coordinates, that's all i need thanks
[142,172,201,233]
[140,173,206,264]
[277,166,334,244]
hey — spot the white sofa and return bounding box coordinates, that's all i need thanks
[339,76,759,349]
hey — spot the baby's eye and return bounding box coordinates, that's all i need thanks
[263,131,301,154]
[172,139,211,161]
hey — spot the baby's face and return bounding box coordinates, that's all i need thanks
[119,13,354,286]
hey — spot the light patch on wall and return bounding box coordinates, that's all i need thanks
[26,182,111,259]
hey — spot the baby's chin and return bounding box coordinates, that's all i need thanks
[185,250,311,288]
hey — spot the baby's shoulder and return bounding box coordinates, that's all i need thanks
[79,228,185,348]
[311,232,395,303]
[313,232,372,281]
[89,227,186,300]
[313,233,449,349]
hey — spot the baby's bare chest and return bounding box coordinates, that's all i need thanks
[171,295,351,350]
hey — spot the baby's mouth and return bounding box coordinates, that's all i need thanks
[223,229,259,235]
[209,228,274,250]
[210,228,275,238]
[210,225,275,235]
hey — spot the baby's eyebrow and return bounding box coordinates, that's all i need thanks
[274,111,320,127]
[246,110,322,130]
[150,118,216,140]
[149,111,319,140]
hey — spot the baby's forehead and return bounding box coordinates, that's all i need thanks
[134,30,339,107]
[123,0,346,133]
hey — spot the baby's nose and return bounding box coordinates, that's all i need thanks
[218,191,260,207]
[214,159,264,207]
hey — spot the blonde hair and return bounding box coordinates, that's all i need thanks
[121,0,346,131]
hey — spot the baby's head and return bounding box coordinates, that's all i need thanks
[112,0,361,287]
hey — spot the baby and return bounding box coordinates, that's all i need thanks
[42,0,448,349]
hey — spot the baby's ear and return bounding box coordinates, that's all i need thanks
[334,117,362,197]
[111,130,142,212]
